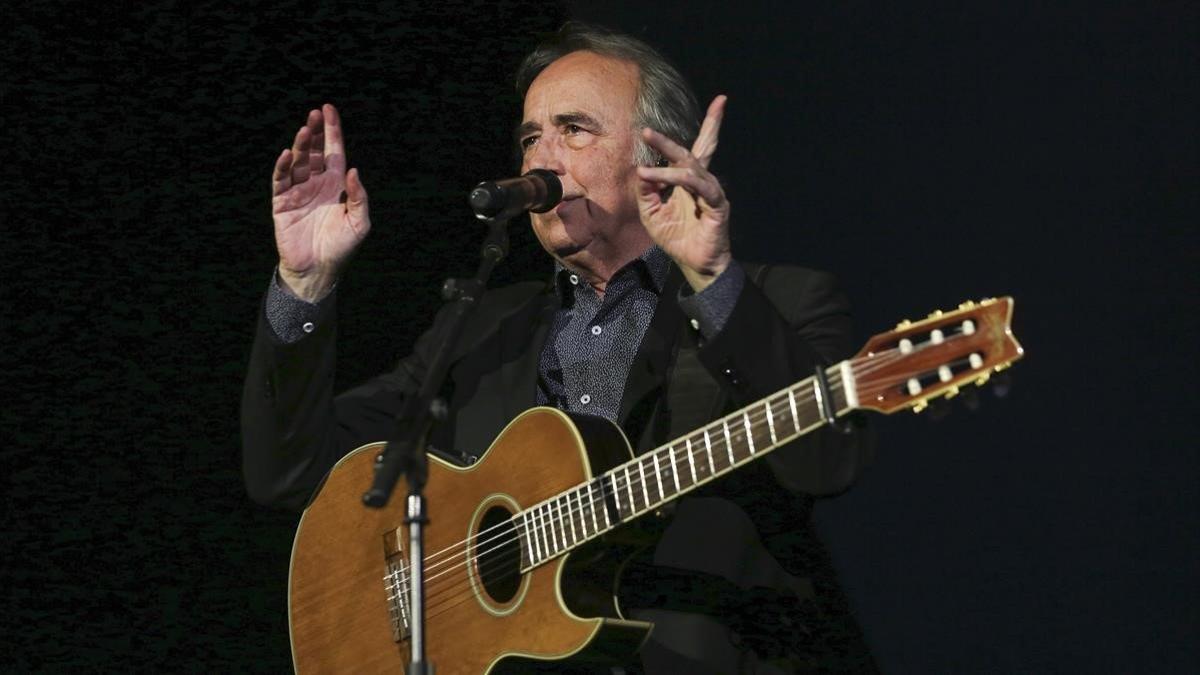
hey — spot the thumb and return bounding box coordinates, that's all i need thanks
[346,168,369,213]
[636,173,663,212]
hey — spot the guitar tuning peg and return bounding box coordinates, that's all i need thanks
[980,297,997,306]
[896,319,912,329]
[958,300,977,310]
[974,372,991,387]
[943,385,960,400]
[927,309,944,319]
[912,400,929,414]
[993,362,1011,373]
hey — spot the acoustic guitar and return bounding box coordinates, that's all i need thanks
[288,297,1023,673]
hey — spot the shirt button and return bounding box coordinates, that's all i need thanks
[579,394,591,405]
[568,274,579,285]
[591,325,602,336]
[302,322,315,333]
[690,318,701,331]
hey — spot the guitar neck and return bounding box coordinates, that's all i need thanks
[515,362,858,570]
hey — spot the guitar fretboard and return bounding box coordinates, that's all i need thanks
[513,362,857,569]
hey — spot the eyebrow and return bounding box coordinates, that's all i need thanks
[513,111,605,143]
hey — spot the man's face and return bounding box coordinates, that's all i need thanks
[518,51,644,268]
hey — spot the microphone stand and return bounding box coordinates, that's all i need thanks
[362,214,512,675]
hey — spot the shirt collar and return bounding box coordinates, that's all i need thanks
[552,245,671,305]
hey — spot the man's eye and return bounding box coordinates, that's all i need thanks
[564,124,584,135]
[520,136,538,150]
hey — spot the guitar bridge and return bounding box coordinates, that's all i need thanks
[383,529,410,643]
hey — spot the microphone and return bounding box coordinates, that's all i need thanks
[468,169,563,221]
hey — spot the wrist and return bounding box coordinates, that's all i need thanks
[278,264,338,303]
[681,254,732,294]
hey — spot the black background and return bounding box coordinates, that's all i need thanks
[4,1,1195,672]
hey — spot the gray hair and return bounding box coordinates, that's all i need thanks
[515,22,700,166]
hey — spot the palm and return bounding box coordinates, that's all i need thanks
[273,168,362,273]
[270,104,369,296]
[639,179,730,274]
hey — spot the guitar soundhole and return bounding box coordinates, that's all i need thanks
[476,506,520,603]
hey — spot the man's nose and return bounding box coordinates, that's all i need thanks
[525,134,566,175]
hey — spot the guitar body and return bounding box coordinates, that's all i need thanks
[288,407,653,674]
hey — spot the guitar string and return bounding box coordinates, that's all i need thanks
[419,372,842,581]
[414,378,842,614]
[416,341,982,622]
[415,345,912,575]
[415,371,835,571]
[416,383,836,610]
[418,338,957,609]
[416,357,934,609]
[414,336,976,611]
[417,339,942,594]
[418,336,929,576]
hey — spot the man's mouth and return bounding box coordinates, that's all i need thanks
[555,195,581,216]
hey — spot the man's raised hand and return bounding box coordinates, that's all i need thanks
[635,95,731,293]
[271,103,370,302]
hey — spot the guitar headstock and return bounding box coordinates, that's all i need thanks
[850,297,1024,414]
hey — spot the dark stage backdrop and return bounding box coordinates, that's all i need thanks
[4,0,1196,672]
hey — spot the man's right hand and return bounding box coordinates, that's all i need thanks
[272,103,370,302]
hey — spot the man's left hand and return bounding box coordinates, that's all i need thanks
[636,95,731,293]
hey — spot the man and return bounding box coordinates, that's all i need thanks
[244,23,874,673]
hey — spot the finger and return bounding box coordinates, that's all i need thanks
[309,111,326,176]
[637,166,724,206]
[290,123,313,185]
[345,168,370,231]
[641,127,695,166]
[272,148,292,196]
[691,95,727,169]
[322,103,346,173]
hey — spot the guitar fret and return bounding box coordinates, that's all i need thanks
[588,484,603,531]
[624,466,636,516]
[599,478,613,528]
[550,503,561,553]
[532,508,543,562]
[572,492,583,540]
[577,491,588,539]
[668,445,680,493]
[564,495,577,544]
[788,389,800,432]
[704,430,715,476]
[691,437,700,482]
[638,459,649,510]
[653,452,664,501]
[522,511,533,566]
[744,412,755,455]
[723,419,735,467]
[550,503,562,553]
[766,400,777,444]
[543,504,556,555]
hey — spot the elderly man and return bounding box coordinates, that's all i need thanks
[244,23,874,674]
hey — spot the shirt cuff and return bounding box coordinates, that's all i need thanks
[678,260,745,341]
[265,268,334,344]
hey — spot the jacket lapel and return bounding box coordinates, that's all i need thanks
[618,265,686,447]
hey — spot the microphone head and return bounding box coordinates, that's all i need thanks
[524,169,563,213]
[468,169,563,220]
[468,183,506,218]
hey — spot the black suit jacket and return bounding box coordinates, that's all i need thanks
[242,262,874,671]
